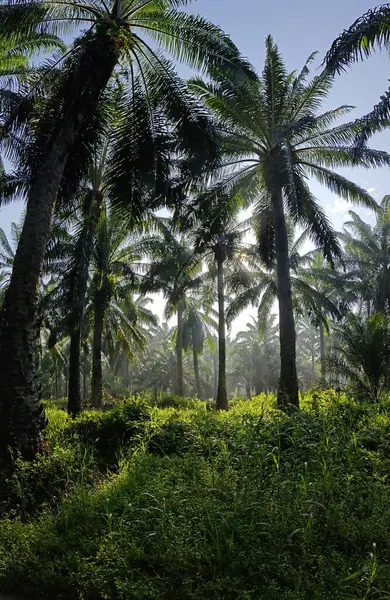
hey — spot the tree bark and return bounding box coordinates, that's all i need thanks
[91,292,105,409]
[68,328,82,417]
[319,324,326,381]
[213,345,218,400]
[193,344,202,399]
[272,188,299,410]
[82,345,88,400]
[175,299,185,397]
[0,31,120,460]
[216,259,228,411]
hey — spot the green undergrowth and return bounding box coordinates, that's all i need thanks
[1,391,390,599]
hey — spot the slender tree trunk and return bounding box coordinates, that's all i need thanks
[311,348,315,382]
[55,370,59,401]
[272,188,299,410]
[83,349,88,401]
[193,344,202,399]
[246,383,251,399]
[0,33,121,460]
[216,259,228,411]
[213,345,218,399]
[176,300,185,397]
[91,294,105,409]
[68,329,82,417]
[319,324,326,381]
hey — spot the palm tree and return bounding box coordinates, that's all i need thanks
[190,36,390,409]
[0,1,254,459]
[325,4,390,147]
[340,198,390,315]
[229,314,279,397]
[190,198,249,410]
[325,312,390,402]
[228,227,340,376]
[141,225,202,397]
[182,292,218,399]
[89,210,148,408]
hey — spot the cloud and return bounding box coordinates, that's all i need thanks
[327,197,350,216]
[367,187,376,194]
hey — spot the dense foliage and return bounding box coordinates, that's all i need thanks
[0,392,390,599]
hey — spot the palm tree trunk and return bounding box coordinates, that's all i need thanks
[272,188,299,410]
[213,345,218,399]
[216,258,228,411]
[193,344,202,399]
[0,34,121,460]
[82,345,88,400]
[176,299,185,397]
[91,294,105,408]
[68,329,82,417]
[319,324,326,381]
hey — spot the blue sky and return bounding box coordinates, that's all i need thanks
[0,0,389,332]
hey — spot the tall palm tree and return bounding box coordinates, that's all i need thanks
[191,36,390,409]
[325,4,390,147]
[141,225,202,397]
[89,211,147,408]
[190,198,249,410]
[0,0,254,459]
[182,292,218,399]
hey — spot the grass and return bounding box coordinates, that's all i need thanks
[0,391,390,599]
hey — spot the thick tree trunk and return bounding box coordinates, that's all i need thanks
[216,259,228,411]
[193,344,202,399]
[91,293,105,409]
[68,329,82,417]
[0,31,120,460]
[272,188,299,410]
[175,300,185,397]
[319,324,326,381]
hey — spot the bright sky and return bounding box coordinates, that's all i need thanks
[0,0,389,333]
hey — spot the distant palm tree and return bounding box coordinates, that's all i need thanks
[190,199,249,410]
[325,312,390,402]
[182,292,218,399]
[141,225,203,397]
[340,198,390,315]
[191,35,390,409]
[229,314,279,397]
[325,4,390,147]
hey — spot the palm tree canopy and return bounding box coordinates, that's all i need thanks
[190,36,390,266]
[324,4,390,147]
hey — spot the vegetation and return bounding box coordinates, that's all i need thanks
[2,1,390,598]
[0,392,390,599]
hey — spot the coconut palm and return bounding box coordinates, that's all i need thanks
[0,0,254,459]
[325,4,390,147]
[190,35,390,409]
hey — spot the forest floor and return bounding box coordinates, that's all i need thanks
[0,391,389,599]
